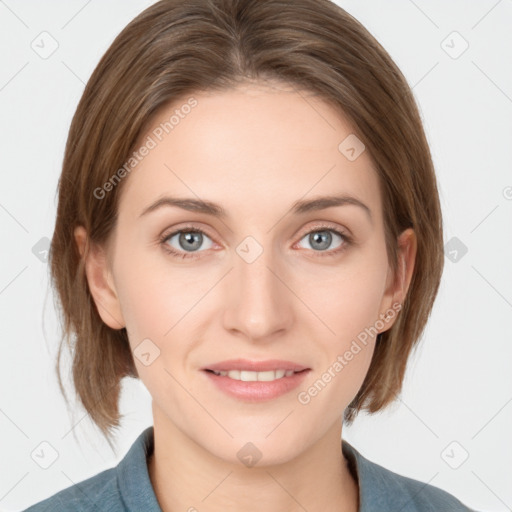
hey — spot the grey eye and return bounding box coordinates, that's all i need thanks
[167,231,214,253]
[297,230,344,251]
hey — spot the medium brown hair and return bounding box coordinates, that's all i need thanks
[49,0,443,447]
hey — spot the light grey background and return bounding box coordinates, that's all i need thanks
[0,1,511,511]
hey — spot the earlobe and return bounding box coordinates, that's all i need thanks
[73,225,125,330]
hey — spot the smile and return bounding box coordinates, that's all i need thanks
[207,369,305,381]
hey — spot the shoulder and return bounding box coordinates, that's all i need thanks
[342,440,478,512]
[23,426,159,512]
[22,467,123,512]
[370,464,477,511]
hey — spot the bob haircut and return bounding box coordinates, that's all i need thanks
[50,0,444,447]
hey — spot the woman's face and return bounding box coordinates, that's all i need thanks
[79,81,414,465]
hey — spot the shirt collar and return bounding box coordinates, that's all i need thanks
[117,425,416,512]
[116,426,162,511]
[342,439,424,511]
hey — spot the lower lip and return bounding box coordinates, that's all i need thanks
[202,369,311,402]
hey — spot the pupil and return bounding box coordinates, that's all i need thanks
[180,232,202,251]
[311,231,331,250]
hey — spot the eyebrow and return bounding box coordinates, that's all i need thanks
[138,194,372,223]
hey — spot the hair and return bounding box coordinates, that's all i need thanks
[49,0,444,447]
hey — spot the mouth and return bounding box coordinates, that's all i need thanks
[204,368,309,382]
[202,358,310,373]
[201,361,311,402]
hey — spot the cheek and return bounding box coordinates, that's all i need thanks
[116,273,171,341]
[113,243,194,338]
[112,247,211,383]
[291,252,388,409]
[301,253,389,343]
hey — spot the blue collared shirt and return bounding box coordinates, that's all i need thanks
[23,426,477,511]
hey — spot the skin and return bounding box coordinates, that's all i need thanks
[75,80,416,512]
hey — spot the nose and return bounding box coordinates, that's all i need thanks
[222,242,294,342]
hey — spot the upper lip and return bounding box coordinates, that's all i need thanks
[203,358,310,372]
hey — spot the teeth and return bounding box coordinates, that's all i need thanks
[211,369,297,381]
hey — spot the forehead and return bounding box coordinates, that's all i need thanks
[118,82,382,223]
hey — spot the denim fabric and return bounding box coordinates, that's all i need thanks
[23,426,477,511]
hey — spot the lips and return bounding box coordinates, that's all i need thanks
[202,363,311,402]
[202,358,310,373]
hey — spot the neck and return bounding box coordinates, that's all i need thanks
[147,409,359,512]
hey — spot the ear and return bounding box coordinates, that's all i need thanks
[74,225,125,330]
[377,227,417,333]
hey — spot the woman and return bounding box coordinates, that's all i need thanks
[24,0,477,510]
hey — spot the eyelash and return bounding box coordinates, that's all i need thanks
[159,223,353,260]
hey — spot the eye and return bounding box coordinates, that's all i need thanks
[159,224,352,260]
[295,226,351,257]
[160,227,215,259]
